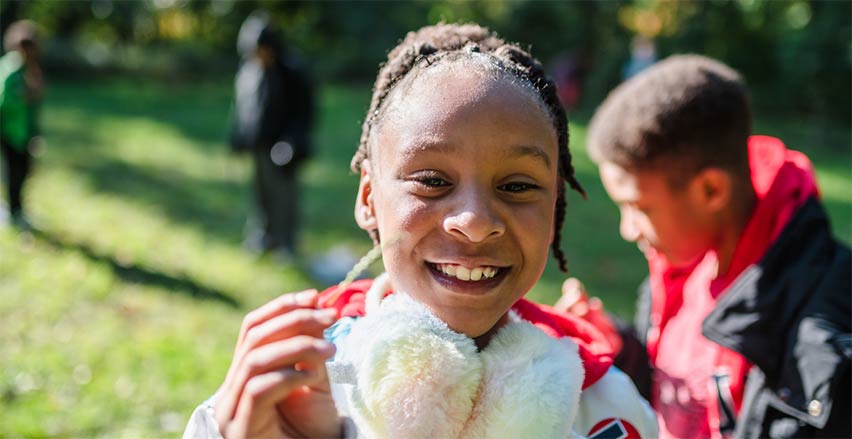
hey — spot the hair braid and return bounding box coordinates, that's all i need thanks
[490,44,585,272]
[354,23,585,272]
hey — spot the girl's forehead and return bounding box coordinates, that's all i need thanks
[401,60,538,103]
[368,65,558,164]
[380,62,550,130]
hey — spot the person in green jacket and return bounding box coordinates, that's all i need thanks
[0,20,42,230]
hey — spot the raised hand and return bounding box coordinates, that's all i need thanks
[555,278,623,355]
[214,290,342,439]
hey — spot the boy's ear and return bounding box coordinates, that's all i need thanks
[689,167,732,213]
[355,160,378,232]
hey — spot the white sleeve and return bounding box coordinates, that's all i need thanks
[182,396,223,439]
[182,387,357,439]
[573,368,659,439]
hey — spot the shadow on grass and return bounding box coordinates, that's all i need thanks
[30,227,241,308]
[44,81,371,250]
[49,78,234,148]
[70,159,247,244]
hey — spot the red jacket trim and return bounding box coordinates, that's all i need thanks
[318,279,613,389]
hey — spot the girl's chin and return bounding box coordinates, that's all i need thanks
[432,309,510,340]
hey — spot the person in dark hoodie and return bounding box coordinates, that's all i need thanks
[231,11,314,260]
[556,54,851,438]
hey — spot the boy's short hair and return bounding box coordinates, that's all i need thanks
[3,20,39,53]
[587,54,752,187]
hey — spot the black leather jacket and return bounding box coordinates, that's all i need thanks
[702,197,851,438]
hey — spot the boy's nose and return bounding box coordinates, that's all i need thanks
[619,208,641,243]
[443,200,505,243]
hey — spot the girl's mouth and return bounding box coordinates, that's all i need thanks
[426,262,509,290]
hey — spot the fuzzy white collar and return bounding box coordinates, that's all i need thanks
[330,275,584,439]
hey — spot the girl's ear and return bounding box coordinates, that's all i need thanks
[355,160,378,232]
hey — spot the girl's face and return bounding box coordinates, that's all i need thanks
[355,65,560,338]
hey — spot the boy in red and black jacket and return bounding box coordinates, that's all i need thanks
[559,54,850,438]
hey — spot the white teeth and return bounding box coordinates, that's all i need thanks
[436,264,499,282]
[456,266,471,281]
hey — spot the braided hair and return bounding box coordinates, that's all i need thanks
[352,23,585,272]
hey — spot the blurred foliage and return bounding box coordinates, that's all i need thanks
[1,0,849,123]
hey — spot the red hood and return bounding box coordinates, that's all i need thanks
[646,135,819,359]
[716,135,818,288]
[319,279,613,389]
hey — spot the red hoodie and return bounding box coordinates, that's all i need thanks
[318,279,614,390]
[647,136,818,438]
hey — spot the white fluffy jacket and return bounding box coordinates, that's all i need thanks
[327,276,585,439]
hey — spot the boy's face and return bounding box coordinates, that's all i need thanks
[17,41,39,64]
[598,161,714,267]
[356,66,559,338]
[254,46,275,68]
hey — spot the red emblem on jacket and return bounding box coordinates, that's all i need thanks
[588,418,641,439]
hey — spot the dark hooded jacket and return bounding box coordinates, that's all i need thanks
[701,195,851,438]
[230,13,314,168]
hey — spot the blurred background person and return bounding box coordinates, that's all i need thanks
[0,19,43,230]
[230,11,315,263]
[623,35,657,80]
[550,51,589,113]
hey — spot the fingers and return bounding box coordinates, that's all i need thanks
[588,296,604,312]
[216,290,340,433]
[232,336,335,401]
[554,279,622,354]
[555,277,588,313]
[221,309,337,417]
[225,290,328,390]
[217,336,336,434]
[236,308,337,361]
[225,307,336,397]
[238,289,321,344]
[221,368,321,439]
[562,277,588,301]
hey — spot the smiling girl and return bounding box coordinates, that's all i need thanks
[184,24,656,439]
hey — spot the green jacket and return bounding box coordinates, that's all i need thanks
[0,51,39,151]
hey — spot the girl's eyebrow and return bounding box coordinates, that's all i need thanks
[401,140,457,157]
[503,145,552,169]
[400,141,551,169]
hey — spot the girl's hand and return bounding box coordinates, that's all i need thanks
[214,290,342,439]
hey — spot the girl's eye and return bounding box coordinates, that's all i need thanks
[418,177,450,188]
[407,172,452,194]
[499,182,540,193]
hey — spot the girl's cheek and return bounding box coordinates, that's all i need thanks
[520,200,556,226]
[394,196,433,230]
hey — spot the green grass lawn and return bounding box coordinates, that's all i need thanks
[2,77,849,437]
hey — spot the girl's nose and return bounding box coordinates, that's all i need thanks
[443,198,506,243]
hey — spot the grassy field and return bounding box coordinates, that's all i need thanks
[1,77,849,437]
